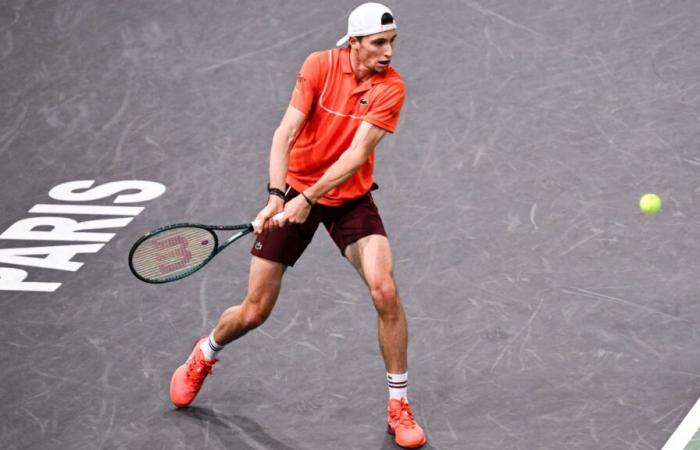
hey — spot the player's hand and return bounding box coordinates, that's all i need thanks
[253,197,284,234]
[281,194,312,226]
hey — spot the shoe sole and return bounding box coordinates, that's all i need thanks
[170,364,190,408]
[386,424,427,448]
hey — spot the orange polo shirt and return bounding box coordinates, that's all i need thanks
[286,47,406,206]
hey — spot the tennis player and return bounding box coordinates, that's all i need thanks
[170,3,426,447]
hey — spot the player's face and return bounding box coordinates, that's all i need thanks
[353,30,397,73]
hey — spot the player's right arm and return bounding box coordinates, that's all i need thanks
[254,105,307,234]
[253,52,324,234]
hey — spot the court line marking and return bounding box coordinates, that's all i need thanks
[662,395,700,450]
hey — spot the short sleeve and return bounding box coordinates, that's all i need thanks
[363,81,406,133]
[289,52,325,115]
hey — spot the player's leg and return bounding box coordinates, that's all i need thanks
[344,234,406,374]
[212,256,286,345]
[325,193,409,384]
[169,194,321,409]
[327,192,426,448]
[344,234,426,448]
[169,256,286,408]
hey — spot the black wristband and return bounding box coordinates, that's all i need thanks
[301,191,315,207]
[267,184,286,201]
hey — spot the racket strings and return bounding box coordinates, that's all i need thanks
[131,227,216,281]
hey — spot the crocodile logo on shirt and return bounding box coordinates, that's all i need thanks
[359,98,369,105]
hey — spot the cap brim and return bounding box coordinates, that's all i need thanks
[335,35,349,47]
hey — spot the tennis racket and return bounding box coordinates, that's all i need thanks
[128,212,284,284]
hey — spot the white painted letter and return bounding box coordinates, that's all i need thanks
[0,244,104,271]
[0,268,61,292]
[49,180,166,204]
[30,204,144,216]
[0,217,133,242]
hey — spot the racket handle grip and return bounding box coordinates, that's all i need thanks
[251,212,284,229]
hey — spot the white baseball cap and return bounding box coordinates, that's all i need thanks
[335,2,397,47]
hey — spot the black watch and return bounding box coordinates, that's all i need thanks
[267,183,286,200]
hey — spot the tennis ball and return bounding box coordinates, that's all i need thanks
[639,193,661,215]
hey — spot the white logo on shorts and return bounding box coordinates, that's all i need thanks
[254,242,263,250]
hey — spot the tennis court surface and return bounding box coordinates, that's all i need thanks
[1,1,699,449]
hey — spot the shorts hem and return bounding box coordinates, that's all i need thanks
[250,250,295,267]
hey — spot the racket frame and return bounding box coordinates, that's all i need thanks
[128,222,253,284]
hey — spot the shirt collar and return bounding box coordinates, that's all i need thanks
[340,47,394,89]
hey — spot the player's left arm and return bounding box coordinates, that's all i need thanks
[307,121,386,199]
[304,79,405,203]
[281,121,386,224]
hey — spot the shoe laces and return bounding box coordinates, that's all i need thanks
[390,399,417,429]
[186,354,215,385]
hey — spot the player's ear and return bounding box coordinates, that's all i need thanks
[349,36,361,49]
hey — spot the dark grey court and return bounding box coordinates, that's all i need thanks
[1,1,699,449]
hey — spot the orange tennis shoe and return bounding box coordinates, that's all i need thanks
[387,398,427,448]
[169,337,218,408]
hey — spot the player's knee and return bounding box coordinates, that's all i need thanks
[370,278,399,312]
[243,304,270,329]
[241,292,275,330]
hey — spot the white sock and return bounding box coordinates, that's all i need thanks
[200,331,223,360]
[387,372,408,401]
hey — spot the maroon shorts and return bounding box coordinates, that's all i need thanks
[251,187,387,266]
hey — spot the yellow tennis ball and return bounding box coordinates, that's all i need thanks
[639,193,661,215]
